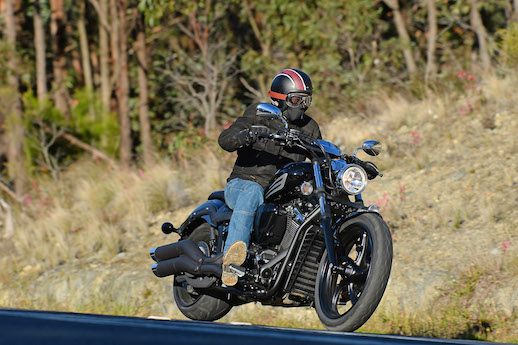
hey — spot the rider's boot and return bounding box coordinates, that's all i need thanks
[221,241,247,286]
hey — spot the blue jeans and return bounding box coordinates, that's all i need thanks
[223,178,264,254]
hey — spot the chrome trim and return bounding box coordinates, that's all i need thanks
[362,140,382,156]
[256,103,281,117]
[228,265,246,277]
[261,206,321,298]
[292,206,305,224]
[336,164,367,195]
[150,247,157,262]
[265,173,288,199]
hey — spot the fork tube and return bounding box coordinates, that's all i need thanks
[312,160,338,266]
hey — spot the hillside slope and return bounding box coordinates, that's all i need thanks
[0,72,516,342]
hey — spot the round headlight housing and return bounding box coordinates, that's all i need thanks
[337,164,368,195]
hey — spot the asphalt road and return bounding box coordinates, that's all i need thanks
[0,308,505,345]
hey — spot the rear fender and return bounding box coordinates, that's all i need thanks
[178,199,225,238]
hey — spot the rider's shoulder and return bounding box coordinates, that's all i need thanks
[300,113,319,128]
[242,103,261,119]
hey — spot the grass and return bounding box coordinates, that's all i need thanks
[0,69,517,342]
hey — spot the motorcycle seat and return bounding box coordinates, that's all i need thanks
[208,191,225,202]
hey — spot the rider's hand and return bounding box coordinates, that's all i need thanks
[250,125,270,135]
[250,125,270,142]
[236,129,256,147]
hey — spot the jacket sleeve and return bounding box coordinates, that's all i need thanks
[312,121,322,140]
[218,104,257,152]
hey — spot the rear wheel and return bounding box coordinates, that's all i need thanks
[315,213,392,331]
[173,223,232,321]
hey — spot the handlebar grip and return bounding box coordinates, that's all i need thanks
[256,132,273,139]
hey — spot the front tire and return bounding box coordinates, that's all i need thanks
[315,213,393,332]
[173,223,232,321]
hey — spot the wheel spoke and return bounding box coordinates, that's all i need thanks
[347,283,360,305]
[354,232,368,266]
[331,279,349,307]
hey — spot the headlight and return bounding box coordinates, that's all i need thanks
[337,164,368,195]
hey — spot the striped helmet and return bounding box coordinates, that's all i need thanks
[268,68,313,111]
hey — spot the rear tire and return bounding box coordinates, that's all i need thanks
[315,213,392,331]
[173,223,232,321]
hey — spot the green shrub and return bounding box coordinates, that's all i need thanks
[497,23,518,68]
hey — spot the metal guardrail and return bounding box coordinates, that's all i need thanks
[0,308,505,345]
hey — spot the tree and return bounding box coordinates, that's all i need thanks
[470,0,491,71]
[4,0,27,196]
[33,0,48,103]
[425,0,438,83]
[50,0,70,118]
[78,0,93,90]
[383,0,417,76]
[135,12,153,166]
[115,0,131,168]
[163,9,238,135]
[88,0,111,111]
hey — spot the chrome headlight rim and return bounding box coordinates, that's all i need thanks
[336,164,368,195]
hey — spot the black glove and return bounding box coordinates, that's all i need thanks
[236,129,255,147]
[250,125,270,142]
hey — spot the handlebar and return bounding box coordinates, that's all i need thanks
[256,132,288,141]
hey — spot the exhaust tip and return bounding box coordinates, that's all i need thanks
[151,263,158,276]
[150,247,157,262]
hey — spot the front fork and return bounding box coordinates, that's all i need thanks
[312,160,338,266]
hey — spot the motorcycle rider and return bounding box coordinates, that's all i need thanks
[218,68,321,286]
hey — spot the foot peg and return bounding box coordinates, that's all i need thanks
[227,264,246,277]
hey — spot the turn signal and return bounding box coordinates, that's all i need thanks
[300,181,314,195]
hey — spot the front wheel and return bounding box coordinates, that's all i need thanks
[173,223,232,321]
[315,213,393,332]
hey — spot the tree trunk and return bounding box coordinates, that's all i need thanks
[470,0,491,71]
[504,0,513,25]
[136,14,153,166]
[78,0,93,90]
[116,0,131,168]
[0,199,15,239]
[50,0,70,119]
[383,0,417,75]
[99,0,111,111]
[425,0,438,83]
[514,0,518,23]
[33,0,48,104]
[4,0,26,196]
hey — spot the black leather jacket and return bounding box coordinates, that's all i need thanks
[218,103,322,189]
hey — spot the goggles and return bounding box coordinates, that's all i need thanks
[268,91,312,108]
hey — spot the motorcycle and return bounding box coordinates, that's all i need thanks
[150,103,393,332]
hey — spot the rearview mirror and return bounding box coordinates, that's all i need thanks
[362,140,382,156]
[256,103,281,119]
